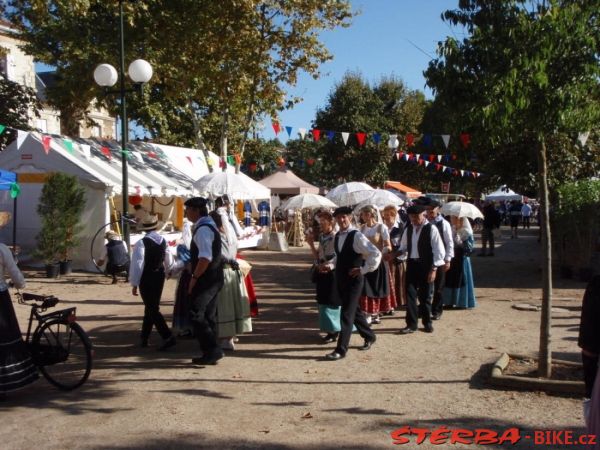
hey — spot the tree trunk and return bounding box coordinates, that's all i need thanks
[219,106,229,172]
[188,99,213,173]
[537,137,553,378]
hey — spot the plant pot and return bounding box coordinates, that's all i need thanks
[59,260,72,275]
[45,263,60,278]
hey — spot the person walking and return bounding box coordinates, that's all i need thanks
[320,207,381,361]
[398,205,446,334]
[185,197,225,365]
[443,216,477,309]
[509,200,522,238]
[521,201,532,229]
[419,198,453,321]
[130,214,176,350]
[479,202,501,256]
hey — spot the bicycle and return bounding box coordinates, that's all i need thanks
[16,291,93,391]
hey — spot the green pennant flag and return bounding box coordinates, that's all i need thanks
[227,155,235,165]
[0,125,6,135]
[64,139,74,154]
[9,182,20,199]
[122,150,132,160]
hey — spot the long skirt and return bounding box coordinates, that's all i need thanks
[360,262,397,314]
[318,305,342,333]
[172,271,193,333]
[217,267,252,338]
[389,260,407,307]
[0,290,38,393]
[237,253,259,317]
[443,253,476,308]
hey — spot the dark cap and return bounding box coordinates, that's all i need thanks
[184,197,208,208]
[414,196,431,206]
[333,206,353,217]
[406,204,426,215]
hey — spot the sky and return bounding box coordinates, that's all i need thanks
[260,0,464,141]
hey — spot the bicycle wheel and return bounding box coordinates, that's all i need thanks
[31,319,93,390]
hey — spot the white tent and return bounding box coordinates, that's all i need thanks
[484,186,523,202]
[0,132,196,271]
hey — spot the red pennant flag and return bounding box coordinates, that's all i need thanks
[406,133,415,147]
[277,157,285,167]
[42,135,52,154]
[249,162,257,172]
[219,158,227,169]
[451,154,457,160]
[436,164,442,171]
[307,158,315,166]
[418,159,424,166]
[168,240,177,247]
[148,151,157,159]
[234,154,241,165]
[429,154,435,162]
[272,121,281,135]
[460,133,471,148]
[356,132,366,147]
[101,146,111,159]
[408,152,414,160]
[398,152,404,159]
[186,156,193,165]
[312,129,321,142]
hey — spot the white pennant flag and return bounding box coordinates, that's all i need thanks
[133,151,144,164]
[424,161,430,167]
[437,154,442,162]
[441,135,450,149]
[298,128,307,139]
[460,169,464,177]
[16,130,27,150]
[260,164,265,171]
[388,134,398,149]
[415,153,420,160]
[395,152,400,160]
[578,131,590,146]
[442,165,447,171]
[341,132,350,145]
[403,154,409,161]
[289,161,294,167]
[80,143,91,160]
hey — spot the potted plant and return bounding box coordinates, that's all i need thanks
[35,173,86,277]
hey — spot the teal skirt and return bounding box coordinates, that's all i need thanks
[318,304,342,333]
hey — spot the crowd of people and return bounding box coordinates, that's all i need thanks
[306,196,477,360]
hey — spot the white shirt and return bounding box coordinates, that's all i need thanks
[330,227,382,275]
[193,216,218,262]
[399,222,445,267]
[181,219,192,250]
[521,203,532,217]
[431,215,455,262]
[0,243,25,291]
[129,232,174,287]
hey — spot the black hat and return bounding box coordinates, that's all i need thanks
[428,199,442,208]
[414,196,432,206]
[184,197,208,208]
[333,206,353,217]
[406,204,426,215]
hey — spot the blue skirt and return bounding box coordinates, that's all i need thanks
[443,256,476,308]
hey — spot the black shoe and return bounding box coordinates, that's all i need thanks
[398,327,416,335]
[177,330,194,339]
[423,323,434,333]
[192,352,224,365]
[325,351,345,360]
[322,333,339,344]
[158,336,176,351]
[359,338,376,351]
[140,340,149,348]
[432,313,442,321]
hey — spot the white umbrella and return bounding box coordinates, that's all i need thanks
[440,201,483,220]
[192,172,270,200]
[325,182,374,206]
[282,193,337,210]
[352,189,404,215]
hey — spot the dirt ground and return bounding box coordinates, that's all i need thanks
[0,226,592,449]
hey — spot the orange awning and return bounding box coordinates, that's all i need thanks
[384,181,422,199]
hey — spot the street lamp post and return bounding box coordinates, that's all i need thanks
[93,0,152,250]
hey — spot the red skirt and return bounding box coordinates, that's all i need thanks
[360,262,397,314]
[389,260,407,306]
[237,253,258,317]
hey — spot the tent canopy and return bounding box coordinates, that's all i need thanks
[384,181,422,199]
[259,168,319,195]
[485,186,523,201]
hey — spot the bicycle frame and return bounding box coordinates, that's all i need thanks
[20,294,77,344]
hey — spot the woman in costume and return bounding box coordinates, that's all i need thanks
[443,216,476,309]
[381,205,407,308]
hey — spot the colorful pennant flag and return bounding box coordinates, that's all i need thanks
[63,139,74,154]
[460,133,471,148]
[326,130,335,141]
[272,121,281,135]
[441,135,450,149]
[388,134,398,149]
[42,135,52,154]
[298,128,306,139]
[422,134,432,147]
[0,125,5,135]
[406,133,415,147]
[341,132,350,145]
[285,126,293,138]
[312,129,321,142]
[101,146,111,159]
[356,132,366,147]
[16,130,27,149]
[372,133,381,144]
[9,182,20,199]
[578,131,590,147]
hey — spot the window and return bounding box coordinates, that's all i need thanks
[91,124,101,137]
[36,119,48,133]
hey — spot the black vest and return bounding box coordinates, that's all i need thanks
[142,236,166,273]
[432,217,449,250]
[106,240,129,266]
[406,223,434,267]
[190,222,224,288]
[334,230,363,287]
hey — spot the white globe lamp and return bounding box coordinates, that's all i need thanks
[128,59,153,84]
[93,64,118,87]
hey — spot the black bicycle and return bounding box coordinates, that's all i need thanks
[16,291,93,390]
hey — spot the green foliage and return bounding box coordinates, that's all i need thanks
[5,0,354,154]
[0,77,41,150]
[242,138,283,179]
[555,180,600,217]
[35,173,86,263]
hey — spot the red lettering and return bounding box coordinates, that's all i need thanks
[498,428,521,445]
[552,430,564,444]
[450,429,474,445]
[534,431,545,444]
[474,429,499,445]
[587,434,597,445]
[429,426,450,445]
[390,426,411,445]
[412,427,430,445]
[564,431,573,445]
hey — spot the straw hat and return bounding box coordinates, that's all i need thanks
[137,213,164,232]
[105,230,121,241]
[0,212,11,228]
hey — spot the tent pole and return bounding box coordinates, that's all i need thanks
[12,195,17,255]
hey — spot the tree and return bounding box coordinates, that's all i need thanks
[0,77,41,149]
[5,0,353,166]
[425,0,600,377]
[313,72,428,187]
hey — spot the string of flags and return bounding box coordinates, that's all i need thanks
[394,151,483,178]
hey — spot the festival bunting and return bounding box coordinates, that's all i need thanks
[395,151,482,178]
[42,135,52,154]
[441,135,450,149]
[312,129,321,142]
[285,126,293,138]
[578,131,590,147]
[356,132,366,147]
[101,146,111,159]
[0,125,5,135]
[326,130,335,141]
[63,138,74,154]
[272,122,281,135]
[341,132,349,145]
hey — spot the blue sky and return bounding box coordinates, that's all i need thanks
[261,0,464,140]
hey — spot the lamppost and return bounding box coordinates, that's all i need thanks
[93,0,152,250]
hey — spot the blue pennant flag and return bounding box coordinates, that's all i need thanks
[326,130,335,141]
[423,134,433,147]
[372,133,381,144]
[285,126,293,138]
